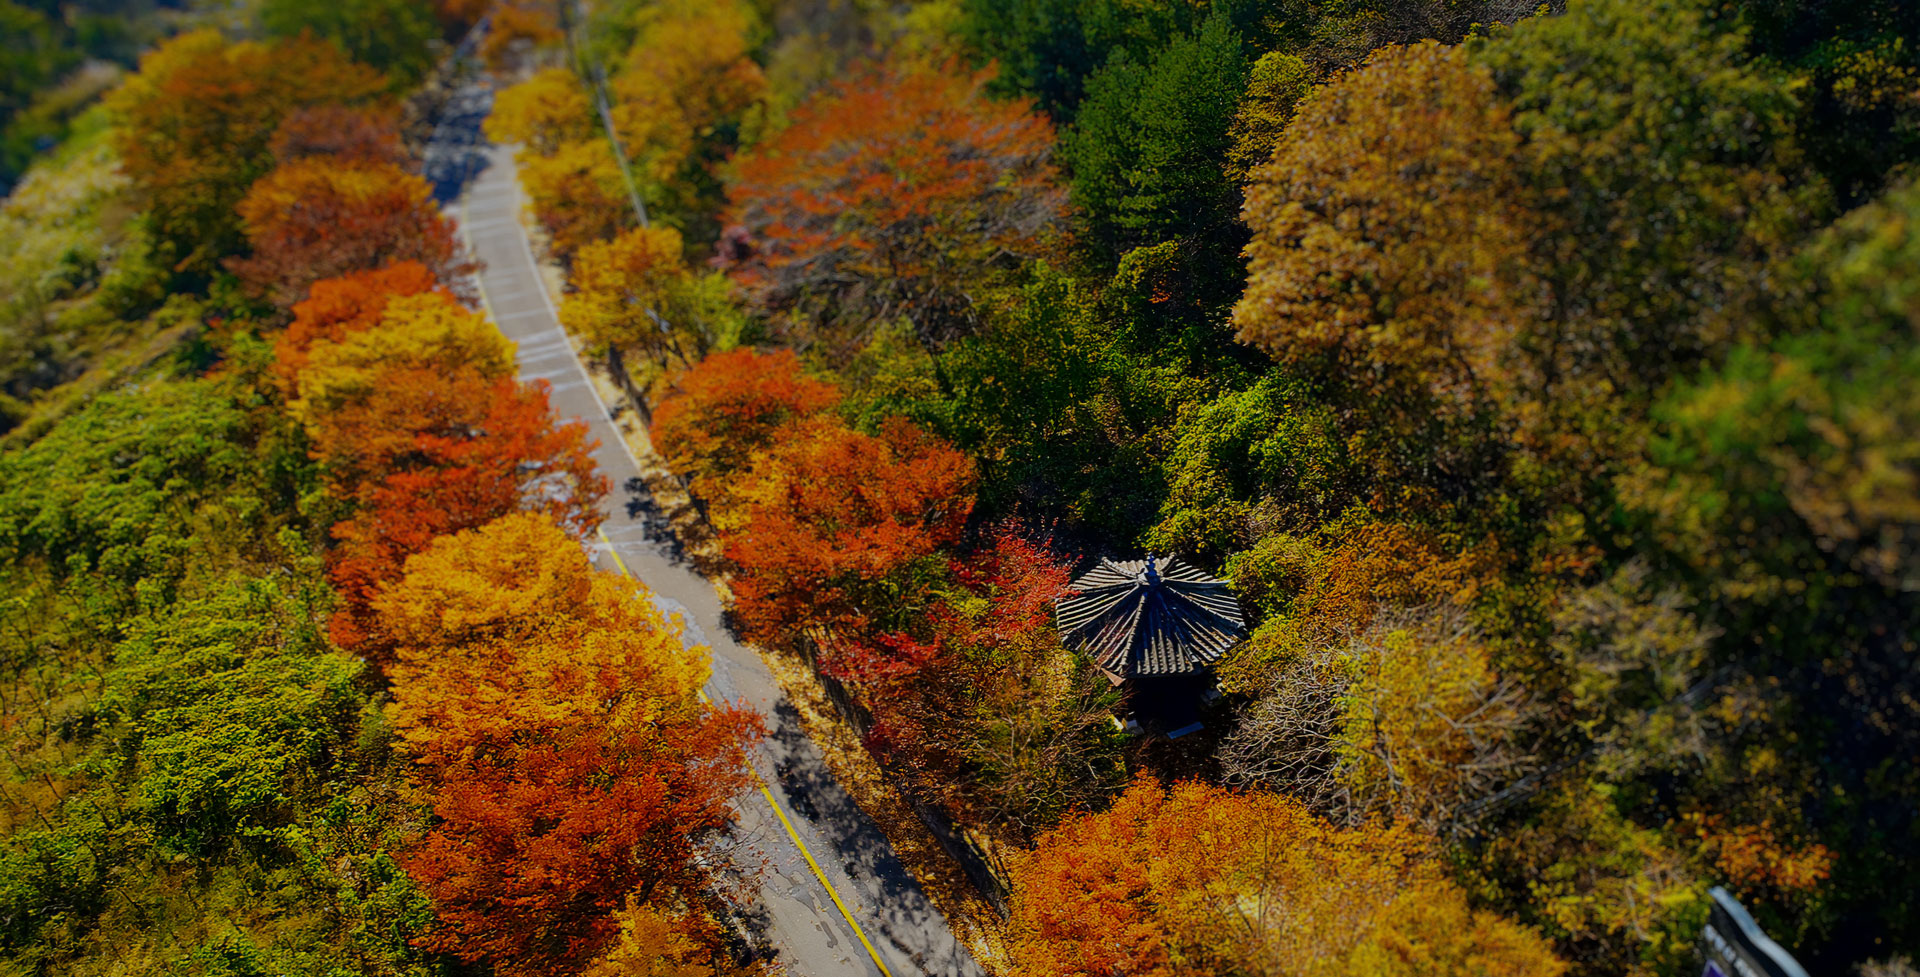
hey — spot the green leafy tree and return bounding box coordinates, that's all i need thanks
[918,267,1175,545]
[0,378,254,587]
[259,0,443,88]
[1618,178,1920,960]
[1224,50,1314,182]
[1064,9,1250,266]
[1730,0,1920,206]
[1473,0,1820,404]
[956,0,1206,120]
[100,575,364,855]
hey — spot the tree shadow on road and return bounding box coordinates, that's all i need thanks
[761,701,986,976]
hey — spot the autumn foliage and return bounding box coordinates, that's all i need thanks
[288,293,514,427]
[377,513,710,768]
[651,348,842,486]
[1234,42,1535,409]
[106,30,385,277]
[319,370,605,651]
[653,349,1123,839]
[261,235,603,659]
[486,67,593,155]
[561,226,692,361]
[404,722,754,977]
[41,0,1920,970]
[270,103,409,166]
[216,42,766,971]
[725,417,975,654]
[230,157,467,307]
[381,514,757,976]
[722,63,1065,350]
[274,261,447,391]
[516,137,635,258]
[1008,779,1566,977]
[860,528,1127,837]
[607,0,766,191]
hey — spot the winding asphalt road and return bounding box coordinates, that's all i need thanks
[453,114,985,977]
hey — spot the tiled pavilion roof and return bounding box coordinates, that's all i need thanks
[1055,555,1247,682]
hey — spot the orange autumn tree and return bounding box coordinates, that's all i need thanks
[106,30,386,278]
[229,157,468,307]
[381,514,758,977]
[311,369,606,651]
[404,719,757,977]
[724,417,975,660]
[269,103,410,165]
[273,261,447,391]
[376,512,709,769]
[1008,779,1566,977]
[722,62,1066,351]
[289,293,514,427]
[650,348,842,488]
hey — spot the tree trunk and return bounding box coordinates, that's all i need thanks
[606,344,652,429]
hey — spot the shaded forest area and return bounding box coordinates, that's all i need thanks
[1,0,1918,975]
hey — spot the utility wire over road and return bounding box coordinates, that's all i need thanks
[447,80,985,975]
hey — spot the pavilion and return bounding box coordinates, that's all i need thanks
[1054,555,1247,735]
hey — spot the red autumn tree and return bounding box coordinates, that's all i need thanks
[319,369,607,651]
[858,528,1125,838]
[106,30,386,278]
[380,513,760,976]
[724,417,975,660]
[403,716,758,977]
[229,157,469,308]
[722,62,1065,352]
[270,103,409,165]
[273,260,450,392]
[651,348,842,487]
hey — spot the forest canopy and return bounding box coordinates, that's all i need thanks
[1,0,1918,975]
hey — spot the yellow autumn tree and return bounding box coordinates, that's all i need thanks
[375,512,710,769]
[371,506,598,646]
[609,0,767,188]
[290,292,515,428]
[1219,520,1495,693]
[580,899,758,977]
[1221,603,1534,838]
[1331,605,1534,833]
[1233,41,1541,413]
[486,66,596,154]
[561,225,696,365]
[1008,779,1564,977]
[520,138,636,257]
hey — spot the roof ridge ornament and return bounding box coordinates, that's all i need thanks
[1055,554,1247,683]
